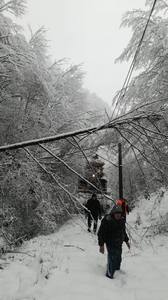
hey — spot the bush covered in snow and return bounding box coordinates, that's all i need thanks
[130,188,168,237]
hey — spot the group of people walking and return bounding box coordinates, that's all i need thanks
[84,193,130,279]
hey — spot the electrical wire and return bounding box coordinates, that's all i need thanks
[111,0,158,119]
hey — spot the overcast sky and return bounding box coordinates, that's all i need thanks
[20,0,146,104]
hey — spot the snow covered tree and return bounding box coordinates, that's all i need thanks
[116,0,168,109]
[0,0,108,244]
[112,0,168,197]
[0,0,27,16]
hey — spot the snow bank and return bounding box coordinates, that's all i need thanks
[128,187,168,237]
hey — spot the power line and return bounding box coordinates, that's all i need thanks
[111,0,158,119]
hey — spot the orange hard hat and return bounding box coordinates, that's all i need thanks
[116,199,123,206]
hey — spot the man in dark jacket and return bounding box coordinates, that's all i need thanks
[98,204,130,279]
[85,193,101,233]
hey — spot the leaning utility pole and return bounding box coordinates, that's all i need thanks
[118,143,123,199]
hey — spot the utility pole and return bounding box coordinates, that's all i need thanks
[118,143,123,199]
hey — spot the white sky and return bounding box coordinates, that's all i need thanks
[19,0,146,104]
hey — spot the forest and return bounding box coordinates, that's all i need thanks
[0,0,168,249]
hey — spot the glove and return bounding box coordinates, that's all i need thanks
[99,245,104,254]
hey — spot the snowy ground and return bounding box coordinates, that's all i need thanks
[0,191,168,300]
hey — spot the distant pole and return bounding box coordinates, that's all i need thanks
[118,143,123,199]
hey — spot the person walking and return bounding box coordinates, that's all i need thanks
[98,204,130,279]
[85,193,101,233]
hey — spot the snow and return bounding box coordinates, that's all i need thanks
[129,187,168,236]
[0,190,168,300]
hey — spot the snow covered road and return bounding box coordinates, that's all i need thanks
[0,216,168,300]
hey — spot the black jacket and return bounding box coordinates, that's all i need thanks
[85,198,101,219]
[98,214,129,247]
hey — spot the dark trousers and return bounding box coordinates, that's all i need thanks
[88,214,98,232]
[106,245,122,278]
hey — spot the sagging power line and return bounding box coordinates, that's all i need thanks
[111,0,158,119]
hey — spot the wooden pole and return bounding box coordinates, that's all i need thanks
[118,143,123,199]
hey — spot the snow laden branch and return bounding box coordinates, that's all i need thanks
[24,147,111,229]
[24,148,90,215]
[0,0,27,16]
[38,143,114,203]
[0,110,162,152]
